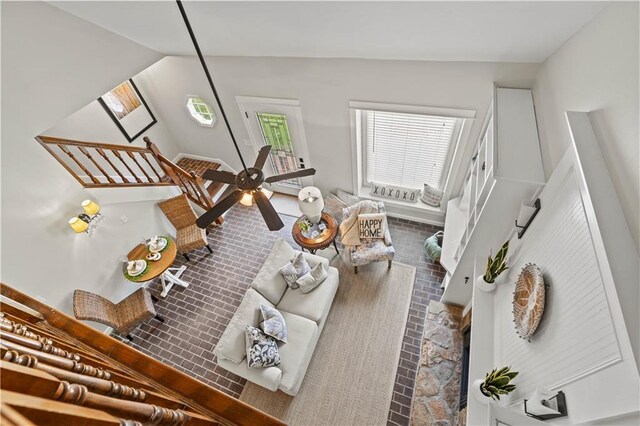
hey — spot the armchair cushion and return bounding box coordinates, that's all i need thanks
[358,212,386,241]
[349,240,396,267]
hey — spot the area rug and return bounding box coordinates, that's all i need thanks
[239,257,416,426]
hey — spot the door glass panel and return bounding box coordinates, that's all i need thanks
[256,112,301,188]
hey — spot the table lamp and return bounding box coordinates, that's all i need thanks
[298,186,324,224]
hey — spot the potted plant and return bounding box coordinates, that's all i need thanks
[298,219,311,234]
[476,241,509,292]
[472,366,518,403]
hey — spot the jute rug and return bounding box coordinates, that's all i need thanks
[239,255,416,426]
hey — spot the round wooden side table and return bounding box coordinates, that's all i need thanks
[292,212,339,255]
[124,237,189,297]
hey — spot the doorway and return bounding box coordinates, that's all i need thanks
[237,97,313,195]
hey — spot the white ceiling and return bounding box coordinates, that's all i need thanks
[50,1,608,63]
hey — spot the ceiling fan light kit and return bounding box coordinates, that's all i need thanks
[177,0,316,231]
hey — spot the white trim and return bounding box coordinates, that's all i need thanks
[235,96,300,107]
[349,100,476,119]
[184,95,216,128]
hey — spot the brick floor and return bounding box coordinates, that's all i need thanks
[127,204,444,425]
[174,157,221,176]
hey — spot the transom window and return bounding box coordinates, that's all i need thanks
[360,109,462,191]
[186,96,216,127]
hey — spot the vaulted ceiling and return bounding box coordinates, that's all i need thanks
[50,1,607,63]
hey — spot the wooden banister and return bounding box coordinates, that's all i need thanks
[1,283,284,426]
[35,135,222,216]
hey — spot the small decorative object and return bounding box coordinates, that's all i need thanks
[318,222,327,231]
[424,231,444,262]
[524,389,567,420]
[420,183,444,207]
[147,236,168,253]
[146,252,162,261]
[298,186,324,224]
[298,219,311,234]
[98,79,157,142]
[477,241,509,292]
[310,230,320,238]
[126,260,147,277]
[513,263,546,340]
[68,199,104,236]
[515,199,541,239]
[370,182,420,203]
[473,366,518,402]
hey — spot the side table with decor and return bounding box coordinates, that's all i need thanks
[123,236,189,298]
[292,212,339,255]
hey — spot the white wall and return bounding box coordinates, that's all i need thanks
[137,56,540,202]
[534,2,639,252]
[45,95,180,160]
[0,2,172,322]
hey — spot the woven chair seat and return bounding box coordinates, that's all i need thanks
[73,288,156,336]
[176,224,207,254]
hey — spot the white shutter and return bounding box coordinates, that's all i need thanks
[366,110,457,190]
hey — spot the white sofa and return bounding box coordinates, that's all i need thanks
[213,239,339,395]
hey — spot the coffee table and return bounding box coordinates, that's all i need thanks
[123,237,189,298]
[292,212,339,255]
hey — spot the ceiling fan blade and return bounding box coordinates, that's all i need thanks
[254,190,284,231]
[265,168,316,184]
[202,169,237,184]
[253,145,272,170]
[196,190,243,228]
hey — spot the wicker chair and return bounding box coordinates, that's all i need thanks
[73,288,164,341]
[158,194,213,261]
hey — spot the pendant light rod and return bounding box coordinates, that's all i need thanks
[176,0,249,173]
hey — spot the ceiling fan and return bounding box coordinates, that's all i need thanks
[176,1,316,231]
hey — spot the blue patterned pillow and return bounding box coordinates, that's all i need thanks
[259,304,287,343]
[245,325,280,368]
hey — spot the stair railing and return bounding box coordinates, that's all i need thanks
[35,135,215,211]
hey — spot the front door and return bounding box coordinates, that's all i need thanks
[237,97,312,195]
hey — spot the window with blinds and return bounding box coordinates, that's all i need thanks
[364,110,459,190]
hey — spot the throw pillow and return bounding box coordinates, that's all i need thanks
[297,263,329,294]
[324,194,348,223]
[279,262,299,289]
[279,253,311,289]
[358,212,386,240]
[420,183,443,207]
[245,325,281,368]
[336,189,360,206]
[370,182,420,203]
[259,304,287,343]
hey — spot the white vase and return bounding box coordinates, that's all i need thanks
[472,379,490,403]
[476,274,496,293]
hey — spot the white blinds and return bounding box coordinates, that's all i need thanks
[365,110,457,190]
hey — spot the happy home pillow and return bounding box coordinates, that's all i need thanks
[358,213,386,241]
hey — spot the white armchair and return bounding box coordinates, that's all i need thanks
[338,200,395,274]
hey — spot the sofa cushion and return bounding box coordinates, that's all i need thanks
[252,239,296,305]
[259,304,287,343]
[277,311,318,393]
[277,266,339,323]
[301,251,330,270]
[246,325,281,368]
[217,357,282,392]
[213,289,273,364]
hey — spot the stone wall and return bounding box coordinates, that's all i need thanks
[411,301,463,426]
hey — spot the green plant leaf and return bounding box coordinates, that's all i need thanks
[505,371,518,379]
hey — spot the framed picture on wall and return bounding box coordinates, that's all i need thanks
[98,79,156,142]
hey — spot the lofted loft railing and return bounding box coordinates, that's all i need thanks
[35,135,222,223]
[0,282,284,426]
